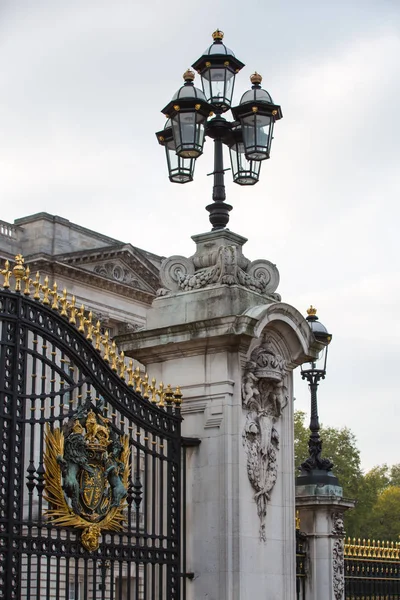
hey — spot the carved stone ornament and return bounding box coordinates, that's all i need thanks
[241,339,288,541]
[158,245,280,298]
[44,404,130,552]
[332,511,345,600]
[93,262,144,289]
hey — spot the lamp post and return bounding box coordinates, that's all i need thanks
[298,306,336,482]
[156,30,283,231]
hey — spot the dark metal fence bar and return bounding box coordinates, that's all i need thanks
[296,526,307,600]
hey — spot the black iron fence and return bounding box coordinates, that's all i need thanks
[0,256,185,600]
[345,538,400,599]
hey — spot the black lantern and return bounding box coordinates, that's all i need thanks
[161,69,212,159]
[301,305,332,378]
[156,120,195,183]
[192,29,244,112]
[229,127,261,185]
[232,72,283,161]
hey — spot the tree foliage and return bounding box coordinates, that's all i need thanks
[294,410,400,541]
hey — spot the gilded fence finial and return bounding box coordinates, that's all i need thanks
[102,331,110,362]
[33,272,41,299]
[149,378,157,403]
[1,260,11,288]
[68,296,78,324]
[23,266,31,296]
[59,289,68,316]
[118,351,126,379]
[296,510,301,530]
[157,382,165,407]
[41,276,50,305]
[165,384,174,406]
[110,341,118,371]
[85,312,94,341]
[134,366,142,393]
[13,254,25,292]
[94,320,101,351]
[50,282,59,310]
[142,373,150,399]
[77,304,86,333]
[173,386,183,406]
[127,360,134,387]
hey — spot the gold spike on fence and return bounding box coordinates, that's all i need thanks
[0,255,183,409]
[345,537,400,560]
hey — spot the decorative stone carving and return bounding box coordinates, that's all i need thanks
[242,339,288,541]
[93,262,144,289]
[158,245,280,298]
[332,511,345,600]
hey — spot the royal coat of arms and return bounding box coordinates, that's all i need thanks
[44,407,130,552]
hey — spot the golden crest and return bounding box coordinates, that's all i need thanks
[43,408,130,552]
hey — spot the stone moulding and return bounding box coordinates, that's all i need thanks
[332,511,345,600]
[241,338,288,541]
[158,245,280,298]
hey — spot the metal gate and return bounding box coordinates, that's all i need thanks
[0,256,183,600]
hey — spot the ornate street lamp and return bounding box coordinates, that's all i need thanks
[297,306,336,482]
[156,120,196,183]
[229,127,261,185]
[231,72,282,161]
[156,30,283,230]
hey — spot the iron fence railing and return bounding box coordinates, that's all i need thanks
[345,538,400,599]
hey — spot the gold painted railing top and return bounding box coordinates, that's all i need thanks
[1,254,182,408]
[345,537,400,560]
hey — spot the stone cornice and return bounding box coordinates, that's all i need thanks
[14,212,122,246]
[115,314,258,361]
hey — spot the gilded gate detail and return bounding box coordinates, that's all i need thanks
[0,255,183,600]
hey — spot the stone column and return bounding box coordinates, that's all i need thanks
[296,481,355,600]
[117,229,324,600]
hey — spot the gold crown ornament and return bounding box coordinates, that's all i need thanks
[250,72,262,85]
[212,29,224,41]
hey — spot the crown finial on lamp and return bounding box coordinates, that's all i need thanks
[183,68,195,82]
[212,29,224,41]
[250,72,262,85]
[307,305,318,317]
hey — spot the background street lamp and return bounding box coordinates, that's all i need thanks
[297,306,338,485]
[156,30,283,231]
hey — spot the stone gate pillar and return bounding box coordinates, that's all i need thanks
[296,478,355,599]
[117,229,324,600]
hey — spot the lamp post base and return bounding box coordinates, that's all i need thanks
[206,201,233,230]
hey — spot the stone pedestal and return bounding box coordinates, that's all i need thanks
[296,479,355,600]
[117,229,324,600]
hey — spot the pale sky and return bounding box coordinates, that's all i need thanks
[1,0,399,471]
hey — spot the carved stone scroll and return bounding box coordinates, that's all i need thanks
[241,339,287,541]
[158,245,280,299]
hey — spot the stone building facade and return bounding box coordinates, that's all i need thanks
[0,212,162,339]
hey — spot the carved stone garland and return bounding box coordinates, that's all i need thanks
[332,511,345,600]
[241,339,288,541]
[158,245,280,299]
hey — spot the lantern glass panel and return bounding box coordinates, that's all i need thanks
[172,111,206,158]
[242,113,274,160]
[230,139,261,185]
[165,138,195,183]
[202,67,235,109]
